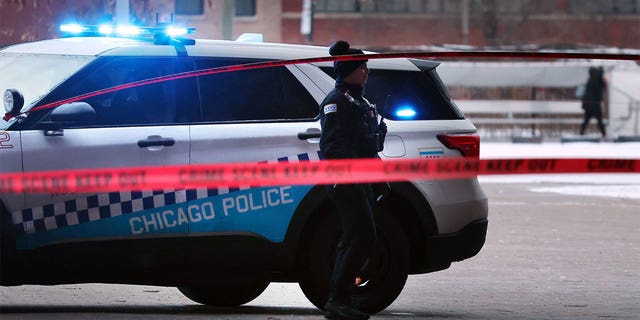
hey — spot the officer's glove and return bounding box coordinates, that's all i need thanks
[376,118,387,152]
[378,118,387,136]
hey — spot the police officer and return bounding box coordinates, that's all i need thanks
[319,40,387,320]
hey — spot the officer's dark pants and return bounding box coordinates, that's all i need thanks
[327,183,377,305]
[580,103,606,137]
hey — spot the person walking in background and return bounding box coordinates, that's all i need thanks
[579,66,607,137]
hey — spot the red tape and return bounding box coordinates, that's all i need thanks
[8,51,640,120]
[1,158,638,194]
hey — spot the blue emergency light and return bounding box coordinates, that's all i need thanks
[59,23,90,34]
[394,106,417,119]
[165,26,190,37]
[59,23,196,45]
[98,24,114,35]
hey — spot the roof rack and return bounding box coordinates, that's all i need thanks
[236,33,264,42]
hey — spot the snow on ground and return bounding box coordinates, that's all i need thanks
[479,142,640,199]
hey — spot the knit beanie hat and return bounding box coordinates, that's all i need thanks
[329,40,367,81]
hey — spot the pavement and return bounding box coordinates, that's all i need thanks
[1,181,638,319]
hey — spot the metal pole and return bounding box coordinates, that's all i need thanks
[301,0,314,42]
[116,0,130,24]
[222,0,234,40]
[462,0,469,45]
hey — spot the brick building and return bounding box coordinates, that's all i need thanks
[283,0,640,50]
[1,0,639,50]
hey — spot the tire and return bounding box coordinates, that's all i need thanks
[1,202,18,284]
[178,278,270,306]
[298,206,410,314]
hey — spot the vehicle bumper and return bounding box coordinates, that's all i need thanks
[412,178,488,234]
[413,218,488,274]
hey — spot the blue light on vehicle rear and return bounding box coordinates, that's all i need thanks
[60,24,86,34]
[395,106,417,119]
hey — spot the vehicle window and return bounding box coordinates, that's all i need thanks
[35,57,196,128]
[322,67,462,120]
[194,59,318,122]
[0,53,95,129]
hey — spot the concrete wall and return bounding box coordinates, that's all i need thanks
[233,0,281,42]
[609,69,640,137]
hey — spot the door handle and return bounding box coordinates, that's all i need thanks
[297,128,321,140]
[137,137,175,148]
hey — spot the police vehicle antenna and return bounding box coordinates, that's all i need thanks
[383,94,390,116]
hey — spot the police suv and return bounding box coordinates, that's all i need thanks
[0,25,487,313]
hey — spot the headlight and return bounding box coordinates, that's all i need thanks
[3,89,24,115]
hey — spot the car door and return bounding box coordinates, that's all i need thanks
[16,57,194,258]
[188,58,326,249]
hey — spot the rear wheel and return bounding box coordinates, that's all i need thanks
[298,206,410,314]
[178,278,269,306]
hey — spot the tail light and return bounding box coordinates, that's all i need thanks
[437,133,480,159]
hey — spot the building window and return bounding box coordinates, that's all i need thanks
[176,0,204,15]
[316,0,640,15]
[315,0,448,13]
[235,0,256,16]
[609,0,639,14]
[570,0,639,14]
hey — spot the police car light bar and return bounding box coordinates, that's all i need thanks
[165,26,190,37]
[59,23,196,42]
[59,23,88,34]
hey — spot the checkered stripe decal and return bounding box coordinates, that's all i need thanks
[12,152,322,236]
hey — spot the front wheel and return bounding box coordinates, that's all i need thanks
[1,203,19,285]
[298,207,410,314]
[178,278,269,306]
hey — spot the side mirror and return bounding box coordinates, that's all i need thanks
[50,102,96,124]
[3,88,24,115]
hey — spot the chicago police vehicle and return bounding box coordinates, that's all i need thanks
[0,24,487,313]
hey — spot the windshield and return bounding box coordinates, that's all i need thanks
[0,53,95,129]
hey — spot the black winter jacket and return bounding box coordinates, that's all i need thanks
[319,83,386,159]
[582,68,606,112]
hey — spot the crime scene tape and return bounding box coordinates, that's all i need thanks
[1,158,638,194]
[4,51,639,121]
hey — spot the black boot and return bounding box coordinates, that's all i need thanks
[324,299,369,320]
